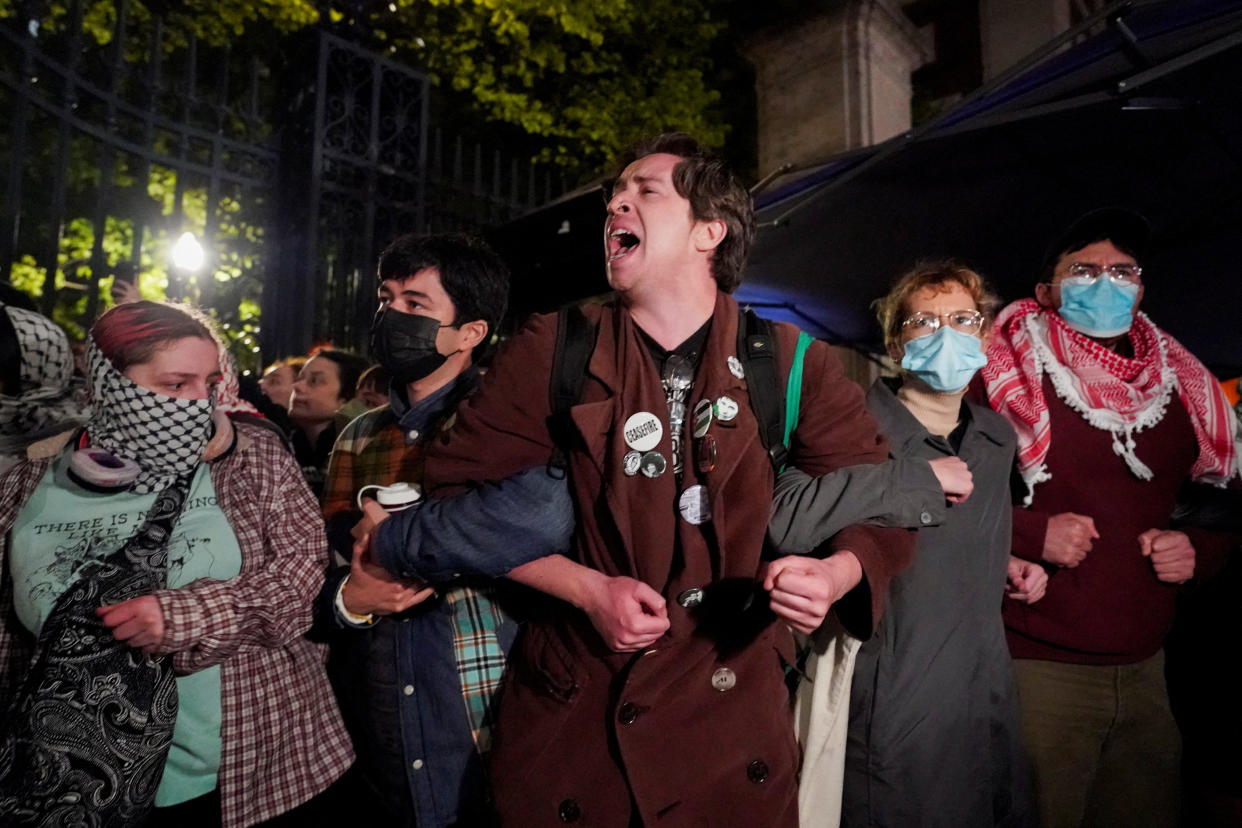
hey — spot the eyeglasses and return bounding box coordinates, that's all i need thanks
[901,310,984,337]
[1064,262,1142,285]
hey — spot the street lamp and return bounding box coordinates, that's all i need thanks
[170,231,204,300]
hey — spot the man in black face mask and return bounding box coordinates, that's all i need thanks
[313,232,556,828]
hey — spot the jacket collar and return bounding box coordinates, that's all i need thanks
[867,377,1008,454]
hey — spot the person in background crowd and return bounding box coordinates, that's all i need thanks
[363,133,915,827]
[771,263,1040,827]
[335,372,375,426]
[354,363,391,410]
[979,208,1238,828]
[315,233,562,828]
[289,349,368,497]
[259,356,305,411]
[0,302,88,474]
[0,300,351,827]
[239,356,302,438]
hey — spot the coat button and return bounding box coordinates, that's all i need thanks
[711,667,736,692]
[617,701,641,725]
[677,587,704,608]
[747,759,769,784]
[919,510,933,525]
[558,798,581,822]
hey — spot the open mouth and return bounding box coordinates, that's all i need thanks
[608,228,640,261]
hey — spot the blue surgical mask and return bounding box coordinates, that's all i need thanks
[1057,276,1140,338]
[900,326,987,393]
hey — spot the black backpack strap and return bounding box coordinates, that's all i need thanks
[548,305,596,470]
[738,308,788,472]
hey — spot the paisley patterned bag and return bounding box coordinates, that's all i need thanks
[0,473,191,827]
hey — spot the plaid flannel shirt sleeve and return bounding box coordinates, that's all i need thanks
[320,412,406,560]
[152,426,328,672]
[321,422,361,523]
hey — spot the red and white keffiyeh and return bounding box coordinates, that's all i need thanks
[214,347,259,417]
[981,298,1237,501]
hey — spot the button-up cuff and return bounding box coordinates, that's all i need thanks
[152,588,205,655]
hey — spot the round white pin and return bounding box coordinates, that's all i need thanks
[622,411,663,452]
[715,395,739,422]
[727,355,745,379]
[678,484,711,525]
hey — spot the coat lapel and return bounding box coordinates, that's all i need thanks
[567,306,679,584]
[569,304,621,479]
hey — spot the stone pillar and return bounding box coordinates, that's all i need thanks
[744,0,931,177]
[744,1,927,386]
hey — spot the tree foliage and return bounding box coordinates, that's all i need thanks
[7,0,735,175]
[376,0,730,171]
[1,0,745,366]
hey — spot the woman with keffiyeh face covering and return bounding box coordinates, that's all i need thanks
[0,301,352,827]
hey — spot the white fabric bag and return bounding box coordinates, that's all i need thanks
[794,614,862,828]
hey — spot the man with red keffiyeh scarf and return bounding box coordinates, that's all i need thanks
[978,208,1239,828]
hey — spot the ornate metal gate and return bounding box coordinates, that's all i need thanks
[1,2,561,366]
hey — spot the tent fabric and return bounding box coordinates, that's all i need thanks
[738,0,1242,374]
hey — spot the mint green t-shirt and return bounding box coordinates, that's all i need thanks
[9,455,243,806]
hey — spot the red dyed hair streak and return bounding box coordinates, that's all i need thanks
[91,300,216,372]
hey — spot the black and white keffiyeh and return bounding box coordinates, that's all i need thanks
[84,336,215,493]
[0,303,87,442]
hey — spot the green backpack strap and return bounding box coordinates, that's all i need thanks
[779,330,814,472]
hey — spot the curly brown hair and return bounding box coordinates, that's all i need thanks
[873,261,1001,349]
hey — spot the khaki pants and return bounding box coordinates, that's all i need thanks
[1014,652,1181,828]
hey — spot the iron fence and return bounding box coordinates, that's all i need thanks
[0,0,563,365]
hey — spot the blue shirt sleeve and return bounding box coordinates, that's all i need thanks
[372,465,575,583]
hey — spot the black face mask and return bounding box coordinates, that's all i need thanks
[370,308,451,386]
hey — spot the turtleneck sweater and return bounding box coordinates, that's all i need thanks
[896,379,966,439]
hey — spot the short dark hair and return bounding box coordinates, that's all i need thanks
[312,349,370,402]
[615,133,755,294]
[377,233,510,362]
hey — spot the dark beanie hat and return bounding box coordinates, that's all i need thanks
[1043,207,1150,272]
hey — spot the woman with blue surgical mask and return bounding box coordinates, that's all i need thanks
[769,263,1040,828]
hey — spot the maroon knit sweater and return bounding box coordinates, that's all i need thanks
[1002,375,1231,665]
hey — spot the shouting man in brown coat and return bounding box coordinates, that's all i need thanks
[365,134,915,827]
